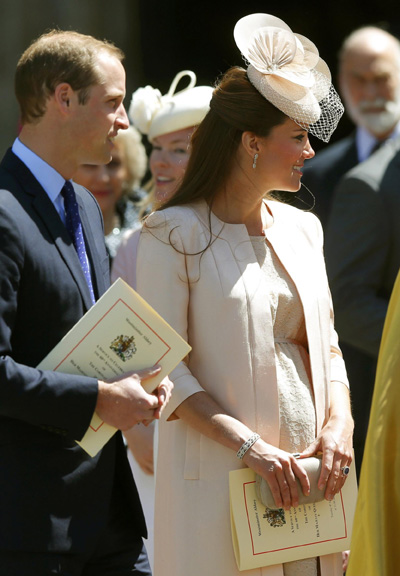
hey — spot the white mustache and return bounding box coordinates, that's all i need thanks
[357,99,391,112]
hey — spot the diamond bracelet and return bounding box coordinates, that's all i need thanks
[236,432,261,460]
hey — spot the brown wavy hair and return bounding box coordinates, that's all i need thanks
[159,66,287,211]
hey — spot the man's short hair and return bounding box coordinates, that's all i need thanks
[15,29,125,124]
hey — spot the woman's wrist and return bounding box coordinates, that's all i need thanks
[236,432,260,459]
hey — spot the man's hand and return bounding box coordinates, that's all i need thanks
[153,376,174,419]
[96,366,163,430]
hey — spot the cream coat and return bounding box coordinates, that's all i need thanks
[136,199,348,576]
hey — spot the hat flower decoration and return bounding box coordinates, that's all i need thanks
[129,71,212,142]
[234,13,344,142]
[128,85,163,135]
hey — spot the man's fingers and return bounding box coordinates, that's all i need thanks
[157,383,172,405]
[155,377,174,408]
[133,365,162,380]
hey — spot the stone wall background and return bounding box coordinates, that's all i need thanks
[0,0,398,156]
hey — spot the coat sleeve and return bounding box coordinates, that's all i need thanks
[306,210,349,389]
[317,215,349,388]
[136,210,205,420]
[0,204,99,441]
[329,290,350,388]
[111,228,141,287]
[324,174,389,358]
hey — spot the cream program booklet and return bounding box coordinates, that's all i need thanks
[229,464,357,570]
[37,278,191,457]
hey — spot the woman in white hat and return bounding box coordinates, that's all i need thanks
[111,71,213,570]
[134,13,354,576]
[112,70,213,284]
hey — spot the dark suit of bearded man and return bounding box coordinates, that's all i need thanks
[301,132,358,230]
[324,136,400,477]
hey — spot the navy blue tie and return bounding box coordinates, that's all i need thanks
[61,181,96,305]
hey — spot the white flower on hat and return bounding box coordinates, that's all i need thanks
[129,85,162,135]
[234,13,344,142]
[249,28,319,90]
[129,71,213,142]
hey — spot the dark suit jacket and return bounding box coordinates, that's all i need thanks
[301,132,378,476]
[0,149,146,553]
[325,137,400,473]
[301,133,358,230]
[325,137,400,357]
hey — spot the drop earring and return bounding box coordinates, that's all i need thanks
[252,153,258,169]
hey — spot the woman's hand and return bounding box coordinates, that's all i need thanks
[243,439,311,510]
[300,381,354,500]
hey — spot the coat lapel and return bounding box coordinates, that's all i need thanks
[194,199,329,439]
[197,202,280,444]
[265,201,328,432]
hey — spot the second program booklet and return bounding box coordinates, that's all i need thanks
[37,278,191,457]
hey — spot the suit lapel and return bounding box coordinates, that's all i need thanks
[346,134,359,169]
[38,192,95,311]
[2,150,95,311]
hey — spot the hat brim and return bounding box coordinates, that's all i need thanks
[148,86,213,141]
[234,13,292,59]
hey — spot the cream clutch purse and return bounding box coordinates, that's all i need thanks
[255,456,325,510]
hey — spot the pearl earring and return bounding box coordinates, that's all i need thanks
[252,153,258,169]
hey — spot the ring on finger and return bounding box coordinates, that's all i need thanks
[340,465,350,477]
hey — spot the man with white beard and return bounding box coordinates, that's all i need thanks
[318,28,400,479]
[302,26,400,229]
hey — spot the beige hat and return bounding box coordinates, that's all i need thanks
[234,13,344,142]
[129,70,213,142]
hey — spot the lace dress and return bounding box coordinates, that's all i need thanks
[251,235,318,576]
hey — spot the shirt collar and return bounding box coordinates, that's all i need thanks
[12,138,66,202]
[356,122,400,163]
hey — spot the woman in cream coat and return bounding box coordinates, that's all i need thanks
[136,14,354,576]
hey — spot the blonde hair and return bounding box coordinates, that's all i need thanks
[116,126,147,193]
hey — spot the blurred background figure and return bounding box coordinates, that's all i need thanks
[302,26,400,480]
[325,133,400,479]
[111,70,213,569]
[73,125,147,260]
[302,26,400,229]
[346,269,400,576]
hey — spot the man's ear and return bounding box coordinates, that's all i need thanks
[54,83,73,114]
[241,131,261,159]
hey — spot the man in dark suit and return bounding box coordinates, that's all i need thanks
[0,30,172,575]
[301,26,400,479]
[325,136,400,478]
[302,25,400,230]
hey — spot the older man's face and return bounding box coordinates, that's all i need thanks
[340,37,400,137]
